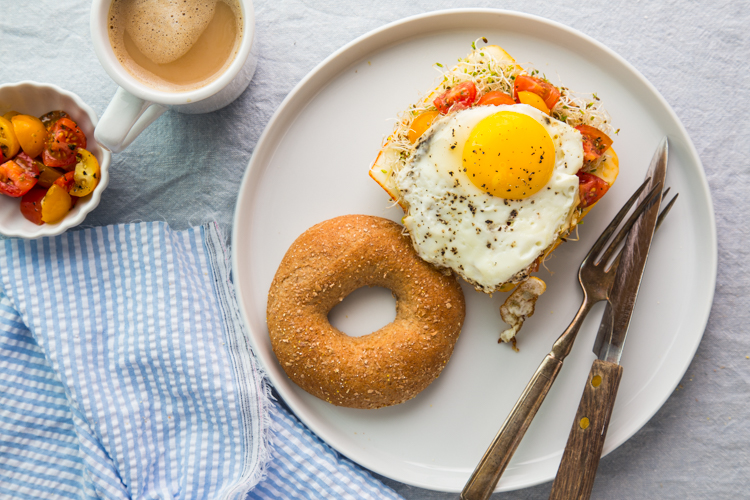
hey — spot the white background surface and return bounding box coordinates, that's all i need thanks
[0,1,746,498]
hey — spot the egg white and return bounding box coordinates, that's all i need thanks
[396,104,585,292]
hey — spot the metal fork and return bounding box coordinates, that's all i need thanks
[460,179,677,500]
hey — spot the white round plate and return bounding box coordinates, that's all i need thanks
[232,9,716,492]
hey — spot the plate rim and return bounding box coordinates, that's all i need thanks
[232,8,717,492]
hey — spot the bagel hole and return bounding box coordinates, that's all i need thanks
[328,286,397,338]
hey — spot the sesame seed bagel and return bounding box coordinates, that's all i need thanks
[267,214,466,409]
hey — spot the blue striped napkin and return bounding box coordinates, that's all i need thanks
[0,222,403,500]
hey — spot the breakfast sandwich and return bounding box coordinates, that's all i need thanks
[369,39,618,347]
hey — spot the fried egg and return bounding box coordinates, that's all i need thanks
[396,104,584,292]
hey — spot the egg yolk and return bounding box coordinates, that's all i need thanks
[462,111,555,199]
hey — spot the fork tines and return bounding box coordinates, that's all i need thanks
[584,178,676,271]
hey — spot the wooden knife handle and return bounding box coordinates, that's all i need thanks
[549,359,623,500]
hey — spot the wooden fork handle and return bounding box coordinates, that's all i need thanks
[549,359,623,500]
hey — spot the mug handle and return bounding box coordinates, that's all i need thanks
[94,87,167,153]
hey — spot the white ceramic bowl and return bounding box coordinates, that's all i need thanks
[0,81,110,239]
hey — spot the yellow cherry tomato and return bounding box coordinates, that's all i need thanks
[3,111,19,121]
[0,116,20,159]
[580,147,620,218]
[517,90,551,115]
[407,110,441,144]
[41,184,72,224]
[11,114,48,158]
[70,148,100,197]
[587,147,619,186]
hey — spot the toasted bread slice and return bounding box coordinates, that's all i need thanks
[368,41,620,346]
[369,45,522,208]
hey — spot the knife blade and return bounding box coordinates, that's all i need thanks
[549,138,669,500]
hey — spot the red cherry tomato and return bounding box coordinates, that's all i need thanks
[52,118,86,150]
[433,81,477,114]
[15,151,44,172]
[514,75,561,110]
[42,118,86,168]
[575,125,614,163]
[476,91,516,106]
[43,137,76,168]
[577,172,610,208]
[53,171,75,192]
[20,187,47,225]
[53,171,78,207]
[0,152,40,197]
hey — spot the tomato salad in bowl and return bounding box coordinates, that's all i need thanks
[0,82,110,238]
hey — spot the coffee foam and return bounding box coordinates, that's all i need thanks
[119,0,218,65]
[108,0,243,92]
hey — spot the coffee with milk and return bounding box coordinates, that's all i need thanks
[108,0,243,92]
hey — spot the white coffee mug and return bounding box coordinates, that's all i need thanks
[90,0,258,153]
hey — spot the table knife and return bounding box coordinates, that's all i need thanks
[548,138,669,500]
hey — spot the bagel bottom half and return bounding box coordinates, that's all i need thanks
[267,214,466,409]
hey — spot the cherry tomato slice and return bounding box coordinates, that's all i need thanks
[40,184,72,224]
[43,136,77,168]
[43,117,87,168]
[514,75,561,110]
[577,172,610,208]
[39,110,69,131]
[15,151,45,174]
[51,118,86,150]
[54,171,76,192]
[0,153,40,198]
[407,110,440,143]
[516,91,550,115]
[476,91,516,107]
[0,116,20,160]
[37,163,64,188]
[53,171,78,208]
[12,114,48,158]
[20,187,47,225]
[575,125,614,163]
[433,81,477,114]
